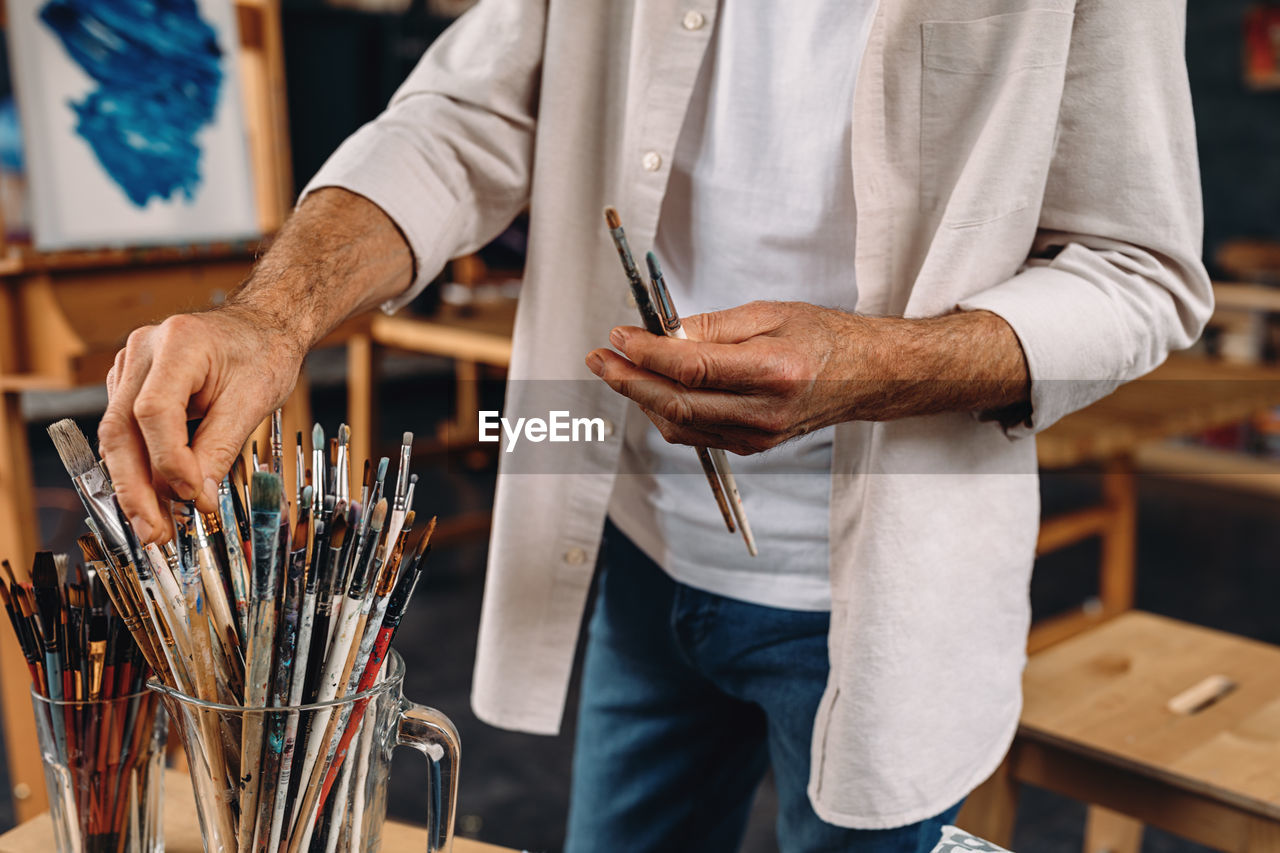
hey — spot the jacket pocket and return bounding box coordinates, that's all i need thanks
[920,10,1074,226]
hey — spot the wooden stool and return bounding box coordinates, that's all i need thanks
[959,612,1280,851]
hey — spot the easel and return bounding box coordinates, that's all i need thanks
[0,0,320,821]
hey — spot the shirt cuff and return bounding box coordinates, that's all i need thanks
[958,265,1128,439]
[299,117,467,314]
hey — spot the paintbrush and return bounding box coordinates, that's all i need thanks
[383,434,413,559]
[217,476,252,643]
[600,212,744,542]
[317,518,434,810]
[303,508,344,705]
[311,425,327,518]
[336,425,350,507]
[0,572,41,690]
[296,432,306,509]
[647,251,757,555]
[240,472,284,852]
[268,487,315,853]
[270,409,284,478]
[287,500,385,846]
[170,503,226,709]
[31,553,69,757]
[46,420,133,561]
[256,503,307,852]
[604,206,665,333]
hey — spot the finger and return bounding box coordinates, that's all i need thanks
[190,394,279,511]
[586,348,755,429]
[680,301,789,344]
[637,406,783,456]
[131,320,211,508]
[98,334,167,544]
[106,350,125,399]
[608,326,768,390]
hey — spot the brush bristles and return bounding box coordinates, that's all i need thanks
[376,458,389,482]
[401,431,413,446]
[328,515,348,549]
[312,424,324,450]
[604,206,621,229]
[250,471,283,513]
[31,552,58,589]
[369,499,387,531]
[76,533,106,564]
[339,424,350,445]
[47,418,98,477]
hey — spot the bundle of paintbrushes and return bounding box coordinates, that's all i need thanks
[0,550,165,853]
[46,416,436,853]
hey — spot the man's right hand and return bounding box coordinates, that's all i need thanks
[99,306,305,544]
[96,188,415,544]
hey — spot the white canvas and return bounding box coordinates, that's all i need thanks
[7,0,259,250]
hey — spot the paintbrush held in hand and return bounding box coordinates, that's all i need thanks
[0,549,163,853]
[45,418,436,852]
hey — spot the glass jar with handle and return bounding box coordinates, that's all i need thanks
[150,651,459,853]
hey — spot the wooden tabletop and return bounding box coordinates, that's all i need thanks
[1037,356,1280,468]
[1021,611,1280,818]
[0,770,517,853]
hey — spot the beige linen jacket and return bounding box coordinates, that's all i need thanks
[305,0,1212,829]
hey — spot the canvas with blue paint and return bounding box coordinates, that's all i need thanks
[39,0,225,208]
[7,0,257,248]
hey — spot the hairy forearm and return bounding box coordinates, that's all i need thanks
[849,310,1030,423]
[226,188,414,353]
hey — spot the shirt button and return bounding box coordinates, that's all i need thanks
[642,151,662,172]
[626,292,638,309]
[682,10,705,30]
[601,419,616,438]
[564,547,587,565]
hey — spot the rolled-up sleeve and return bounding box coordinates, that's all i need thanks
[300,0,546,312]
[958,0,1213,436]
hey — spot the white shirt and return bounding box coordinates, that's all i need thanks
[608,0,877,611]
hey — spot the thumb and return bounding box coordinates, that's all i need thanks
[682,301,787,344]
[190,398,268,511]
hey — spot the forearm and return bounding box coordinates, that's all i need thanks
[226,187,414,353]
[848,310,1030,423]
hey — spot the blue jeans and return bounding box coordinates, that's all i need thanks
[564,521,961,853]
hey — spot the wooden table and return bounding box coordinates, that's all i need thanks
[0,769,516,852]
[1030,355,1280,651]
[963,612,1280,851]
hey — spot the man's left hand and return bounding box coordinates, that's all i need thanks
[586,301,879,454]
[584,300,1030,455]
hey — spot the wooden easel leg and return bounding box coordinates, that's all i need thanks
[956,751,1019,848]
[449,360,480,446]
[0,391,49,821]
[346,334,373,471]
[1084,805,1143,853]
[1099,455,1136,616]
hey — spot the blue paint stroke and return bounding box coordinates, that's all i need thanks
[38,0,224,207]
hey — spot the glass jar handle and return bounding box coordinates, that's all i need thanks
[396,699,461,852]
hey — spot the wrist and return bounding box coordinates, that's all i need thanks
[836,310,1029,421]
[219,293,313,367]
